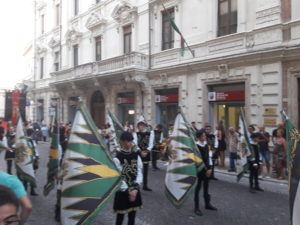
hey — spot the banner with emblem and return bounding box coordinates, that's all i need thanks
[15,117,36,186]
[107,111,124,156]
[165,112,205,208]
[61,102,121,225]
[44,118,62,196]
[282,111,300,225]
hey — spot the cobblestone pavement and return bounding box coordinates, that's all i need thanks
[1,142,289,225]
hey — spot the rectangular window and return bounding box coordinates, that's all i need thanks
[95,36,102,61]
[96,0,100,3]
[54,51,60,71]
[56,4,60,26]
[74,0,79,16]
[123,25,132,54]
[73,44,79,67]
[41,14,45,34]
[40,57,44,79]
[218,0,237,37]
[162,8,174,51]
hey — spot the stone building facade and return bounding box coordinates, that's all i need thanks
[28,0,300,134]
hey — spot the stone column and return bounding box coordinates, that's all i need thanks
[237,0,247,33]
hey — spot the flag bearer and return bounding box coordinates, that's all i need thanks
[113,132,143,225]
[194,130,217,216]
[133,121,154,191]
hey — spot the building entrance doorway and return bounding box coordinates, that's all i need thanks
[91,91,105,128]
[216,104,243,132]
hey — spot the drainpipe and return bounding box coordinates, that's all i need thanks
[148,2,152,70]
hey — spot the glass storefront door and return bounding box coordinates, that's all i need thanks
[217,104,243,132]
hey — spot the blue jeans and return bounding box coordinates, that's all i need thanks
[229,152,238,171]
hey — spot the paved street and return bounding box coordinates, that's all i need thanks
[1,142,289,225]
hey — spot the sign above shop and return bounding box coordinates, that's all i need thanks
[208,91,245,102]
[155,94,179,103]
[117,97,134,104]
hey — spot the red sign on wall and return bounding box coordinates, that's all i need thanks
[117,97,135,104]
[208,91,245,102]
[155,94,179,103]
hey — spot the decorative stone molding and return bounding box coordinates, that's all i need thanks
[65,28,82,47]
[36,1,46,11]
[48,37,60,49]
[246,34,255,49]
[124,73,150,91]
[218,64,229,80]
[85,12,107,31]
[111,1,137,25]
[36,44,48,55]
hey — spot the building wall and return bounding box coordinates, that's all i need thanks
[29,0,300,131]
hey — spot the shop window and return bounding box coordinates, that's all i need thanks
[37,99,44,122]
[162,7,174,51]
[218,0,237,37]
[123,25,132,54]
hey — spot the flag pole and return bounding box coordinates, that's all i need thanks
[162,4,195,58]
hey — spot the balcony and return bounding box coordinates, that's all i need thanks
[51,52,149,84]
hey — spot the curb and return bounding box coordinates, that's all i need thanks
[215,169,288,185]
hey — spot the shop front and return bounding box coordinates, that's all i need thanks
[117,92,135,126]
[155,88,179,136]
[208,83,245,132]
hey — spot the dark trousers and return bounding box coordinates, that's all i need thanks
[143,163,149,188]
[116,211,136,225]
[229,152,238,171]
[151,151,159,169]
[249,163,259,188]
[194,172,210,210]
[6,160,13,174]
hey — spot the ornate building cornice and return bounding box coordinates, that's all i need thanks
[65,28,83,46]
[111,0,137,25]
[85,12,107,31]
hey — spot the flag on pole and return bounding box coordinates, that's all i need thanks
[282,111,300,225]
[236,109,253,182]
[61,102,121,225]
[162,4,194,57]
[107,110,124,155]
[15,117,36,187]
[165,112,204,208]
[44,119,62,196]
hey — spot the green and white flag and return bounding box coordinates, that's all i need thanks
[236,110,253,182]
[282,111,300,225]
[44,120,62,196]
[107,110,124,155]
[15,117,36,186]
[61,102,121,225]
[165,113,205,208]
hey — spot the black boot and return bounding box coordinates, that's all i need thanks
[205,195,217,210]
[194,209,203,216]
[55,204,61,222]
[30,188,38,196]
